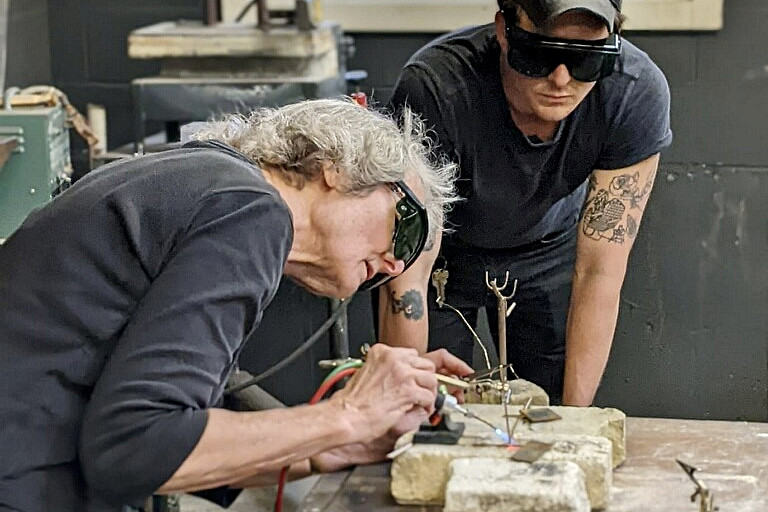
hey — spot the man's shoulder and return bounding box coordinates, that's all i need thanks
[605,38,669,93]
[404,24,497,79]
[593,38,670,119]
[589,38,672,169]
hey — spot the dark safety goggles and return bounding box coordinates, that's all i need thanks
[358,180,429,291]
[503,16,621,82]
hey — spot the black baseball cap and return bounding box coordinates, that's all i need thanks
[522,0,622,32]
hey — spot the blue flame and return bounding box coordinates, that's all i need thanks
[494,428,511,444]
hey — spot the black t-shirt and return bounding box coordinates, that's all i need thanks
[0,141,293,511]
[389,24,673,249]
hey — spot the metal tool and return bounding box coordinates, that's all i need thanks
[485,271,518,447]
[435,373,471,390]
[676,459,717,512]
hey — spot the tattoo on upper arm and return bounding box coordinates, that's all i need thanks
[390,289,424,320]
[580,169,656,244]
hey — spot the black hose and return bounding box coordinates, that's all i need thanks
[225,297,352,394]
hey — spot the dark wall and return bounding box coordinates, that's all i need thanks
[592,2,768,421]
[6,0,51,87]
[44,1,768,420]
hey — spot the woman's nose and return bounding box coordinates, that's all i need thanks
[381,254,406,277]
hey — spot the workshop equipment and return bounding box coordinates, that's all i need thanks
[127,0,353,153]
[0,88,73,239]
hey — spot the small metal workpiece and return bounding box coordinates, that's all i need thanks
[485,271,518,447]
[520,408,562,423]
[511,441,552,463]
[676,459,717,512]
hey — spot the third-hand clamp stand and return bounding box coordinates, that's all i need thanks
[485,271,518,446]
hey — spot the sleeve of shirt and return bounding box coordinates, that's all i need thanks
[388,64,457,162]
[595,58,673,170]
[78,190,291,507]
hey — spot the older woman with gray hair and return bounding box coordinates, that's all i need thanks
[0,98,472,512]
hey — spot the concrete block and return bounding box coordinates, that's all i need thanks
[390,432,611,509]
[391,432,512,505]
[444,458,590,512]
[463,405,626,467]
[536,434,612,509]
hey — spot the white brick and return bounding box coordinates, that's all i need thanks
[444,458,590,512]
[390,433,611,509]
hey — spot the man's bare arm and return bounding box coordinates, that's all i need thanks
[563,153,660,406]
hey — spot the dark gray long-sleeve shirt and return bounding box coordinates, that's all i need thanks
[0,141,292,511]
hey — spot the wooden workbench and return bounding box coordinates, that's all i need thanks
[297,417,768,511]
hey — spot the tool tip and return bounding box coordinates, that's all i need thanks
[493,428,520,446]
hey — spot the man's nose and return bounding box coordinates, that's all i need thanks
[547,63,572,87]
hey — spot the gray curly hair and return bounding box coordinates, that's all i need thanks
[191,98,458,248]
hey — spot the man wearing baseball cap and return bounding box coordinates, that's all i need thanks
[380,0,672,406]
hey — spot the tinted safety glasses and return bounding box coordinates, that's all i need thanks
[503,13,621,82]
[358,181,429,292]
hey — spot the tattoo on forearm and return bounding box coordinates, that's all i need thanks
[608,171,655,209]
[580,169,656,243]
[390,289,424,320]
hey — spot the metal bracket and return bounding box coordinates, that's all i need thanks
[676,459,718,512]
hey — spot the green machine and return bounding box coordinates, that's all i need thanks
[0,90,72,240]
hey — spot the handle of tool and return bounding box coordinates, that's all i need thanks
[435,373,471,390]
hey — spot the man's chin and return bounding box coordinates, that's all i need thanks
[534,104,576,123]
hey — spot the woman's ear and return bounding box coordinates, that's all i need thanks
[321,161,342,191]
